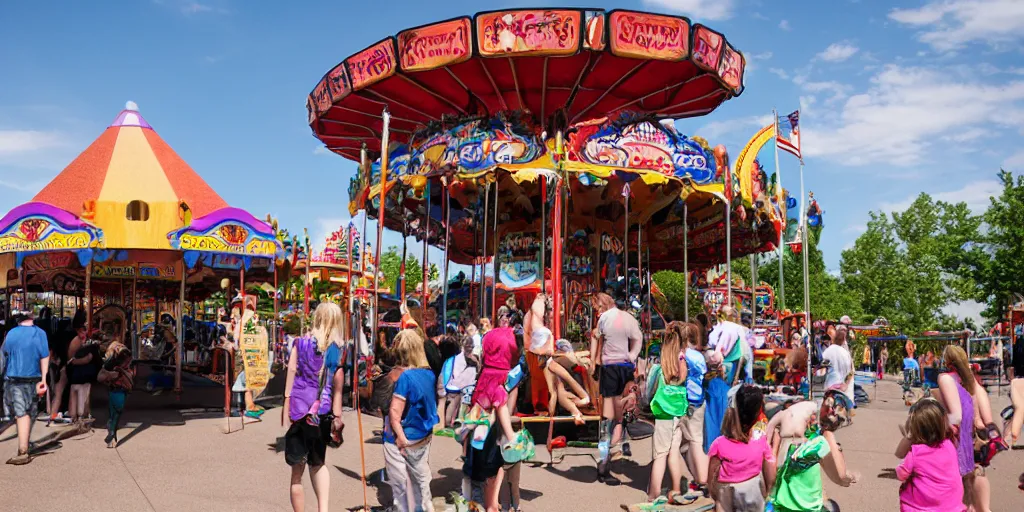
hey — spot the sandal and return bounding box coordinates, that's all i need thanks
[667,491,699,506]
[6,452,32,465]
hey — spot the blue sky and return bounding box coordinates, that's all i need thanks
[2,0,1023,285]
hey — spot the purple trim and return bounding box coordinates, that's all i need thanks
[0,202,90,233]
[109,109,153,129]
[185,207,274,235]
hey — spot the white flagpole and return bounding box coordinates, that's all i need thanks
[801,160,811,341]
[773,108,786,312]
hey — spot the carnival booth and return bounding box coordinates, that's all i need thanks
[308,8,785,473]
[0,103,283,420]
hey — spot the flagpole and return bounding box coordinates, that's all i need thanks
[800,160,811,343]
[773,108,786,312]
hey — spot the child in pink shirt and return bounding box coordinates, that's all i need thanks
[708,385,776,512]
[895,398,965,512]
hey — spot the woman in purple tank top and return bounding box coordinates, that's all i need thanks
[936,345,992,512]
[283,303,344,512]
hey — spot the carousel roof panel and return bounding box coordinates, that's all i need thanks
[309,8,746,160]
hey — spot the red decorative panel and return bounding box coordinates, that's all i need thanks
[717,44,744,93]
[609,11,689,61]
[346,39,397,90]
[692,25,724,72]
[476,10,581,57]
[398,18,473,72]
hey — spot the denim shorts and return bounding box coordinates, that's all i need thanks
[3,380,39,419]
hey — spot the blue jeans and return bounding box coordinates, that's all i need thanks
[107,390,127,441]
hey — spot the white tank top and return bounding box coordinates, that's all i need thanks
[529,326,552,353]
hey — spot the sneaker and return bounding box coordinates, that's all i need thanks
[621,442,632,457]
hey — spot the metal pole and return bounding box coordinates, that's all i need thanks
[684,203,689,322]
[773,108,786,311]
[624,184,630,300]
[481,181,490,318]
[801,162,811,348]
[175,261,185,393]
[442,179,450,329]
[400,214,408,304]
[372,108,391,351]
[422,182,430,308]
[85,260,92,336]
[646,225,652,335]
[491,180,499,320]
[552,177,563,338]
[726,201,732,311]
[347,225,357,408]
[541,178,547,294]
[239,266,246,430]
[750,254,758,325]
[132,263,139,359]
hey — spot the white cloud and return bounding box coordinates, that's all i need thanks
[0,130,63,154]
[816,43,859,62]
[313,145,331,156]
[642,0,735,20]
[889,0,1024,51]
[779,19,791,31]
[879,180,1003,215]
[1003,150,1024,170]
[0,179,45,192]
[769,68,789,80]
[801,65,1024,166]
[744,51,773,73]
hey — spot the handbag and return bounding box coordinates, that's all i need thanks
[305,340,343,448]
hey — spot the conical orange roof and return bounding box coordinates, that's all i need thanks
[33,102,228,250]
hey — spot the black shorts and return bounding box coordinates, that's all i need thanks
[599,364,634,398]
[285,419,327,467]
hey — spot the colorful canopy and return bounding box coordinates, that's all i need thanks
[32,102,228,250]
[308,8,746,161]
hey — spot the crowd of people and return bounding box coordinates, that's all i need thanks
[6,293,1024,512]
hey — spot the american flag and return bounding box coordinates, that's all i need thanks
[777,110,801,160]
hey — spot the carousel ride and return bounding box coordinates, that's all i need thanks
[0,103,283,416]
[308,8,786,469]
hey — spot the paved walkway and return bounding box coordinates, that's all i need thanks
[1,379,1021,511]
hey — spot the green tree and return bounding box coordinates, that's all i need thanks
[839,193,983,333]
[652,270,702,320]
[378,246,423,295]
[970,170,1024,322]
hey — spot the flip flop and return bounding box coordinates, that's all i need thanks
[668,491,699,506]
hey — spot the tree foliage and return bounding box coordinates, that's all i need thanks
[968,170,1024,321]
[652,270,702,320]
[378,246,423,296]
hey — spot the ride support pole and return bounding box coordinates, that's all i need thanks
[239,266,246,431]
[683,202,689,322]
[422,181,430,307]
[491,180,499,320]
[552,177,563,339]
[372,108,391,355]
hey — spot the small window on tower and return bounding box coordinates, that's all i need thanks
[126,200,150,221]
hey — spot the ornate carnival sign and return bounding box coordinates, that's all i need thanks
[167,208,281,258]
[476,10,581,57]
[0,203,102,254]
[566,114,717,184]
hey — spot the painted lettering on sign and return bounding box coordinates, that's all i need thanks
[347,40,397,89]
[610,11,689,61]
[240,330,270,393]
[23,252,74,272]
[326,63,352,101]
[717,45,744,93]
[477,10,580,57]
[398,18,472,72]
[692,25,724,72]
[312,79,333,115]
[583,10,606,51]
[0,231,92,253]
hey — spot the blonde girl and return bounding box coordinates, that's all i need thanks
[283,302,345,512]
[647,322,691,503]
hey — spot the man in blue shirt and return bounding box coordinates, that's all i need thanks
[2,313,50,465]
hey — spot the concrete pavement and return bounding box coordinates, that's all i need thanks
[1,379,1021,511]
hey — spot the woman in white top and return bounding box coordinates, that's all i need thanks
[524,293,590,424]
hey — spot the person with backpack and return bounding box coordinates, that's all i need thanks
[646,322,690,504]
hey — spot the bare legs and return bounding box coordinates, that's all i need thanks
[49,369,66,418]
[290,463,305,512]
[506,462,522,510]
[310,464,330,512]
[545,359,589,404]
[495,401,516,444]
[15,414,32,455]
[290,462,329,512]
[483,467,505,512]
[1006,378,1024,443]
[648,423,684,500]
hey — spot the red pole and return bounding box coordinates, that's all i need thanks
[239,267,246,431]
[557,180,565,339]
